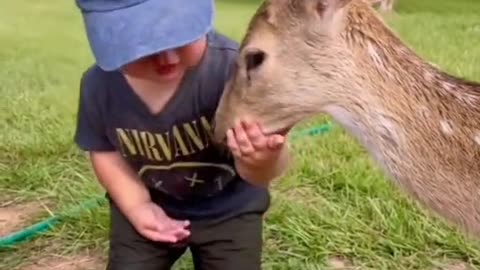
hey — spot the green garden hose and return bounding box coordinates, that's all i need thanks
[0,196,105,248]
[0,122,333,248]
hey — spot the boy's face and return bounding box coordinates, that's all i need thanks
[121,37,207,84]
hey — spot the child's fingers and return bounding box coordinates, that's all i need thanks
[234,122,254,155]
[226,129,241,157]
[267,135,285,149]
[244,121,267,149]
[154,221,190,240]
[170,219,190,228]
[173,227,191,240]
[164,219,190,238]
[144,229,178,243]
[180,220,190,228]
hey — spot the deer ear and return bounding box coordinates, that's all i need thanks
[262,0,288,26]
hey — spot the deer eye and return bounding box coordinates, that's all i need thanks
[245,49,266,72]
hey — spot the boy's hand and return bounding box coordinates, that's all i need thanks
[125,201,190,243]
[226,120,286,168]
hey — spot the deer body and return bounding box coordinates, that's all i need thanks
[213,0,480,238]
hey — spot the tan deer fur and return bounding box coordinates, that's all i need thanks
[213,0,480,238]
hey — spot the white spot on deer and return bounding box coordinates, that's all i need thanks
[367,42,395,79]
[440,120,454,136]
[423,70,435,82]
[464,94,479,105]
[417,105,431,118]
[455,92,480,107]
[375,113,401,146]
[474,132,480,146]
[441,80,479,107]
[367,42,384,69]
[461,94,479,107]
[442,81,456,92]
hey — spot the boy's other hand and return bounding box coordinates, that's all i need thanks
[226,120,286,167]
[126,201,190,243]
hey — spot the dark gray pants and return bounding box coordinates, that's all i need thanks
[106,198,269,270]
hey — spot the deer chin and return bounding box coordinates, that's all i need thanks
[263,124,294,137]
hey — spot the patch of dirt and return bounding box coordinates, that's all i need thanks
[0,200,51,237]
[327,256,359,270]
[435,261,472,270]
[19,254,105,270]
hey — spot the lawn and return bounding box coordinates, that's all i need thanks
[1,0,480,269]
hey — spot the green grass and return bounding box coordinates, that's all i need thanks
[1,0,480,269]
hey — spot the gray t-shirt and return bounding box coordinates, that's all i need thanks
[74,31,269,220]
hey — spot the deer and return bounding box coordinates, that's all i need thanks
[212,0,480,239]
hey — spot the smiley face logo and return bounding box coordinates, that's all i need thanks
[139,162,237,200]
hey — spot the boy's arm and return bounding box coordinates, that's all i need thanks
[234,143,291,188]
[89,151,151,215]
[74,70,148,218]
[75,70,190,243]
[89,150,190,243]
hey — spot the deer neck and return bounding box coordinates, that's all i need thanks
[326,31,479,179]
[323,99,403,181]
[322,7,480,237]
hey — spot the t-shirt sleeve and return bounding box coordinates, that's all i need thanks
[73,70,116,152]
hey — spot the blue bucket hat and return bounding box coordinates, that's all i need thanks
[76,0,214,71]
